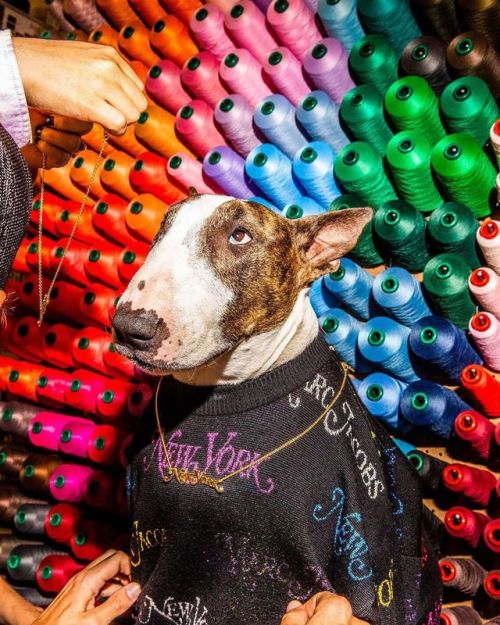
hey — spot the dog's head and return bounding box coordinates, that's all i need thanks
[112,193,371,374]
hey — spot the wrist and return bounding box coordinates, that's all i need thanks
[11,37,36,107]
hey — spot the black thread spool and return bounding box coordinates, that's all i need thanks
[11,586,52,608]
[440,605,482,625]
[0,535,38,569]
[0,446,30,478]
[6,544,56,582]
[456,0,500,52]
[0,485,44,523]
[400,36,452,95]
[410,0,460,43]
[14,503,52,537]
[406,449,447,495]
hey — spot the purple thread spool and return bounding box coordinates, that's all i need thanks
[224,1,279,66]
[59,420,98,459]
[266,0,321,62]
[263,47,312,106]
[189,5,235,63]
[203,147,257,198]
[146,60,191,115]
[303,38,355,104]
[29,412,85,452]
[181,52,229,109]
[214,95,262,157]
[49,464,95,502]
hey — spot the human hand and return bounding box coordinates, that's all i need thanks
[31,550,141,625]
[13,39,148,135]
[281,592,369,625]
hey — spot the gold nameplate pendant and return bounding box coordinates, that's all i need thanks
[163,468,224,494]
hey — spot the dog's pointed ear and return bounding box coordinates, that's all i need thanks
[188,186,199,197]
[293,208,373,281]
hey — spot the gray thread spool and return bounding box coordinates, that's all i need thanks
[0,401,39,437]
[6,544,59,582]
[12,585,52,608]
[14,504,52,537]
[439,557,487,595]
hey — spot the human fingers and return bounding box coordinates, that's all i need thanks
[281,604,309,625]
[37,128,84,154]
[86,583,141,625]
[108,46,145,92]
[305,594,369,625]
[48,116,93,136]
[104,86,143,130]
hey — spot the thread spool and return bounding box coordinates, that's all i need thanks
[29,412,80,452]
[96,379,150,421]
[339,85,392,156]
[49,464,96,503]
[64,368,107,413]
[8,363,45,403]
[181,52,228,109]
[157,0,200,24]
[0,536,35,568]
[49,239,91,287]
[14,504,51,537]
[30,191,64,235]
[88,424,127,466]
[254,95,307,159]
[70,521,114,561]
[94,0,137,29]
[127,0,163,26]
[322,258,374,320]
[26,237,58,278]
[456,0,500,52]
[11,585,52,608]
[12,238,35,273]
[21,454,62,495]
[69,150,106,198]
[59,420,98,459]
[357,0,421,54]
[203,147,256,198]
[406,449,447,493]
[219,50,272,108]
[150,16,198,67]
[483,519,500,553]
[175,101,227,159]
[118,23,159,66]
[71,327,109,376]
[372,268,431,326]
[9,317,45,362]
[125,194,168,244]
[42,281,90,326]
[117,244,148,285]
[263,48,310,107]
[88,25,119,50]
[214,96,261,157]
[167,153,215,195]
[356,372,407,430]
[400,36,451,96]
[490,120,500,169]
[189,6,234,63]
[409,315,482,383]
[303,39,354,105]
[282,196,325,219]
[224,1,278,66]
[469,313,500,372]
[100,150,135,200]
[92,195,131,247]
[477,220,500,273]
[428,202,481,269]
[423,253,477,329]
[443,462,496,506]
[0,486,44,524]
[0,447,30,478]
[469,268,500,319]
[461,364,500,417]
[41,323,78,370]
[410,0,460,43]
[45,503,83,544]
[37,554,85,594]
[439,557,487,595]
[103,341,136,380]
[145,62,190,115]
[43,163,89,203]
[444,507,490,547]
[317,0,364,52]
[334,142,397,208]
[441,77,499,148]
[54,204,105,249]
[266,0,321,62]
[132,155,184,205]
[309,276,340,317]
[318,309,371,373]
[291,142,340,208]
[455,409,495,460]
[296,91,348,154]
[135,106,194,159]
[7,545,58,583]
[36,367,74,408]
[348,35,399,95]
[440,606,483,625]
[386,132,444,213]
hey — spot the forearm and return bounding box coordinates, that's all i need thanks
[0,579,41,625]
[0,31,30,147]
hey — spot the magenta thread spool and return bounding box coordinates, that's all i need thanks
[49,464,95,503]
[219,49,273,107]
[266,0,321,62]
[189,5,235,63]
[181,52,228,109]
[263,48,311,106]
[36,367,73,408]
[146,61,191,115]
[214,95,262,157]
[167,153,216,194]
[224,1,278,66]
[28,412,77,452]
[175,100,228,159]
[203,147,257,198]
[59,420,97,459]
[127,383,153,418]
[303,38,355,105]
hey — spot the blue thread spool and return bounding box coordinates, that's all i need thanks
[296,91,349,154]
[357,0,421,55]
[400,380,472,438]
[254,95,308,159]
[358,316,419,382]
[292,142,341,209]
[319,309,372,373]
[248,196,280,214]
[309,277,340,317]
[245,144,304,208]
[203,147,257,198]
[317,0,365,52]
[282,196,325,219]
[323,258,374,320]
[408,315,482,384]
[356,372,408,431]
[372,267,431,326]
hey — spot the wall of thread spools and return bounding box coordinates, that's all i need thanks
[2,0,500,622]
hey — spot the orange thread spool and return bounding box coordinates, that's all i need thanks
[118,22,159,66]
[85,248,122,289]
[81,124,114,155]
[135,105,193,158]
[125,193,168,243]
[0,356,19,392]
[65,29,87,42]
[129,0,165,27]
[48,281,89,325]
[129,59,150,83]
[93,194,139,247]
[88,24,120,50]
[100,150,136,200]
[158,0,201,24]
[69,150,106,199]
[131,151,185,203]
[109,124,147,157]
[7,363,45,403]
[461,364,500,417]
[149,15,198,66]
[43,163,90,204]
[54,205,114,249]
[95,0,139,30]
[31,192,66,236]
[12,238,33,274]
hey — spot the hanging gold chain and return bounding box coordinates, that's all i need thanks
[37,133,109,325]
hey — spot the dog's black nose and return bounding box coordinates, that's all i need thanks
[113,306,160,348]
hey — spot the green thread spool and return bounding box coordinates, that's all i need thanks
[339,85,393,156]
[440,76,499,146]
[328,193,383,267]
[334,141,397,209]
[373,200,430,272]
[423,253,476,329]
[427,202,481,270]
[357,0,422,55]
[348,35,399,95]
[431,132,495,219]
[384,76,446,145]
[386,130,444,213]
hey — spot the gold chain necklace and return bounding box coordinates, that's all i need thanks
[154,361,352,494]
[37,134,109,326]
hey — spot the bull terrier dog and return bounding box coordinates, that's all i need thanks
[113,194,441,625]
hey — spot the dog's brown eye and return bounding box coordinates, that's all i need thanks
[229,228,252,245]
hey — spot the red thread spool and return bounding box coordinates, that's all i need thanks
[95,0,138,30]
[128,382,153,417]
[5,275,48,315]
[77,285,118,328]
[181,51,228,108]
[484,570,500,599]
[125,194,168,243]
[36,367,73,408]
[12,238,34,274]
[103,342,136,379]
[128,0,164,26]
[88,424,128,466]
[47,281,91,326]
[175,100,227,158]
[50,239,92,287]
[130,152,185,204]
[70,520,113,561]
[442,463,497,506]
[85,247,122,289]
[454,410,495,460]
[118,22,159,66]
[92,194,134,248]
[83,471,118,512]
[100,150,136,200]
[30,193,65,236]
[461,364,500,417]
[483,519,500,554]
[117,245,149,283]
[0,356,19,392]
[71,327,111,376]
[95,379,141,421]
[444,507,491,547]
[149,15,198,66]
[64,369,108,413]
[69,150,106,199]
[135,105,193,159]
[44,503,83,544]
[145,61,191,115]
[25,237,58,276]
[119,432,133,467]
[42,324,78,370]
[55,205,108,248]
[10,317,45,362]
[8,362,45,403]
[166,152,215,194]
[439,559,457,585]
[37,554,85,593]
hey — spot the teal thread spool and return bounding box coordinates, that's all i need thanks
[431,132,495,219]
[373,200,430,272]
[427,202,481,270]
[357,0,421,54]
[339,85,393,156]
[384,76,446,146]
[440,77,499,146]
[334,142,397,209]
[423,253,476,329]
[348,35,399,95]
[328,193,383,267]
[386,130,444,213]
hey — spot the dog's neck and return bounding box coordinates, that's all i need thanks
[172,289,319,386]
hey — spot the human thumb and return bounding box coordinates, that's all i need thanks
[90,582,141,624]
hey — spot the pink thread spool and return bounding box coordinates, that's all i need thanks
[303,38,355,105]
[477,220,500,275]
[469,313,500,372]
[29,412,79,452]
[181,52,228,108]
[266,0,321,62]
[444,507,490,548]
[469,267,500,319]
[189,5,235,64]
[175,100,228,158]
[59,420,98,459]
[49,464,95,503]
[41,324,78,370]
[145,61,191,115]
[454,410,495,461]
[214,95,261,157]
[224,1,278,66]
[36,368,73,408]
[64,369,108,414]
[263,47,311,106]
[442,463,497,507]
[483,519,500,553]
[219,49,273,108]
[167,153,216,194]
